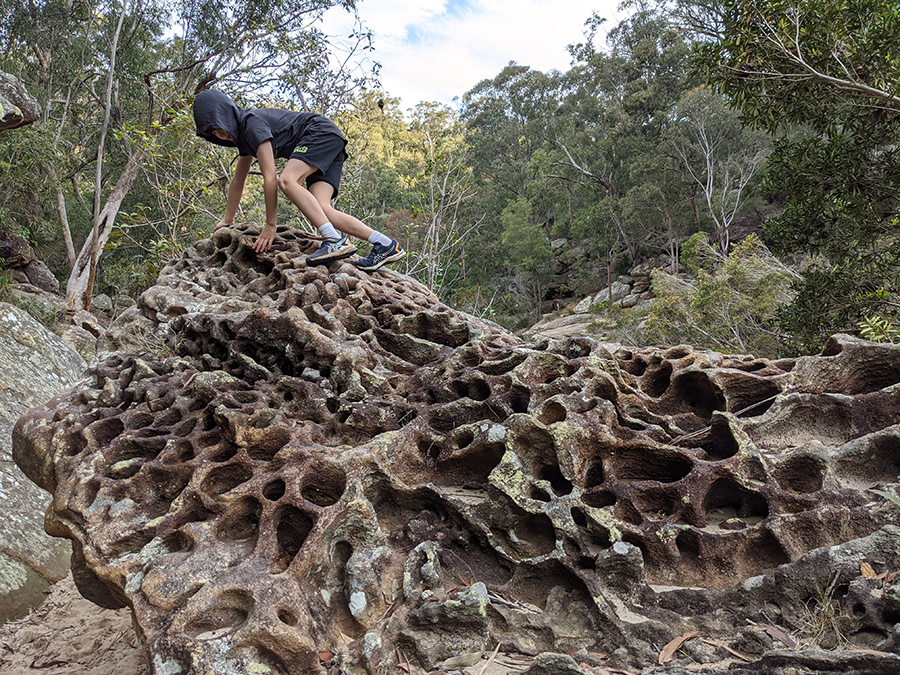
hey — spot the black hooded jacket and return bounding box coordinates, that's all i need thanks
[192,89,346,159]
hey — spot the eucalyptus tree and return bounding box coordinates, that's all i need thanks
[696,0,900,351]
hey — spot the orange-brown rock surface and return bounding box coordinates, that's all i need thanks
[12,225,900,674]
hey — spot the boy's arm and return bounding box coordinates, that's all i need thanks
[214,155,253,231]
[253,140,278,252]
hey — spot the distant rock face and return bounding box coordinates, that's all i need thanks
[0,303,85,622]
[0,72,40,131]
[12,225,900,674]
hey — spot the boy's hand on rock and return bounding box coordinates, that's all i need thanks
[213,220,233,232]
[253,224,277,252]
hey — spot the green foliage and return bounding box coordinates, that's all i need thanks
[858,315,900,344]
[500,198,552,272]
[645,234,798,356]
[698,0,900,353]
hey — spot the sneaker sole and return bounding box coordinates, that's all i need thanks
[356,249,405,271]
[307,244,357,263]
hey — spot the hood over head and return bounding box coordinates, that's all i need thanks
[193,89,241,148]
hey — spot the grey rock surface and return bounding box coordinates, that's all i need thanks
[0,72,39,131]
[0,302,85,622]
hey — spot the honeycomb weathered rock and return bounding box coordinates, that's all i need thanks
[13,225,900,673]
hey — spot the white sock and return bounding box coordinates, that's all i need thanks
[368,231,392,247]
[318,222,341,240]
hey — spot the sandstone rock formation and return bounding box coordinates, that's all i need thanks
[12,225,900,674]
[0,71,40,131]
[0,303,85,622]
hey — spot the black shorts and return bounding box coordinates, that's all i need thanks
[290,132,347,198]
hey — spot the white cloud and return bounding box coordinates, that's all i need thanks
[322,0,623,111]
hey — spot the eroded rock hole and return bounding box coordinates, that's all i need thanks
[66,431,88,456]
[197,430,223,448]
[835,435,900,486]
[642,362,672,398]
[209,445,238,462]
[202,464,253,496]
[162,530,193,553]
[632,488,678,521]
[87,417,125,448]
[431,441,505,486]
[398,408,418,427]
[539,465,573,496]
[455,429,474,449]
[491,502,556,559]
[670,372,726,419]
[277,609,298,626]
[538,401,567,425]
[263,479,286,501]
[507,385,531,414]
[301,461,346,506]
[125,412,153,430]
[692,420,739,461]
[584,462,605,488]
[743,528,790,574]
[774,455,824,494]
[582,489,616,508]
[478,352,527,375]
[531,488,551,502]
[702,477,768,527]
[215,497,261,544]
[614,448,693,484]
[185,589,254,637]
[571,507,588,527]
[271,505,313,573]
[419,438,442,467]
[246,430,291,462]
[108,529,155,557]
[621,357,648,376]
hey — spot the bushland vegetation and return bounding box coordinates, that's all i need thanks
[2,0,898,356]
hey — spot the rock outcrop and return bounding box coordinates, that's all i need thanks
[0,230,60,295]
[12,225,900,674]
[0,303,85,622]
[0,71,40,131]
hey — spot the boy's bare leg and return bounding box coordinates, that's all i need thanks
[278,159,374,240]
[308,181,374,240]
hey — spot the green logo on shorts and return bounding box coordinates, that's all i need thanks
[297,146,308,153]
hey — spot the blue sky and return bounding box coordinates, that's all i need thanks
[321,0,624,110]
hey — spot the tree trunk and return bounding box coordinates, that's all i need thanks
[65,149,143,311]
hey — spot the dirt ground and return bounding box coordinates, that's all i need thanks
[0,575,146,675]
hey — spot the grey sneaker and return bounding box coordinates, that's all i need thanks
[355,239,405,271]
[307,235,357,263]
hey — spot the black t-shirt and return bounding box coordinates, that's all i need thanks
[193,89,346,158]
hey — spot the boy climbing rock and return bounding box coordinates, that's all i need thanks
[192,89,405,271]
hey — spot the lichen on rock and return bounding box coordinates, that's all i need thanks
[12,224,900,673]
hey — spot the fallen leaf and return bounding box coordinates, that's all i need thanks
[588,651,608,659]
[699,637,753,662]
[318,651,334,662]
[759,623,796,648]
[861,562,877,578]
[658,631,699,664]
[439,651,483,669]
[886,571,898,583]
